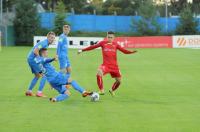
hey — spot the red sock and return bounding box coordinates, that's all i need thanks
[112,81,121,91]
[97,75,103,91]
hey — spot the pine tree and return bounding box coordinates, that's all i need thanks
[176,5,198,35]
[54,1,69,35]
[132,0,161,35]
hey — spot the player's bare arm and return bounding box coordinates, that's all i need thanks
[117,44,137,54]
[78,42,102,54]
[33,48,40,56]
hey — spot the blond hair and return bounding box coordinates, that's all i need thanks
[47,31,55,36]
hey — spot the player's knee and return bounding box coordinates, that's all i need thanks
[64,90,71,96]
[116,78,121,84]
[35,73,41,78]
[67,67,72,73]
[97,70,103,76]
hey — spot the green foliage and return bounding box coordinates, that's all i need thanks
[132,0,161,36]
[176,5,199,35]
[70,31,135,37]
[13,0,39,45]
[54,1,69,35]
[83,0,104,14]
[169,0,188,16]
[192,0,200,15]
[63,0,88,14]
[35,28,51,36]
[102,0,140,15]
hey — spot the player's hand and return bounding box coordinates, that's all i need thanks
[77,49,82,54]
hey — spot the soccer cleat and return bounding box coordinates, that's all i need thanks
[98,90,105,95]
[82,91,93,97]
[49,98,57,102]
[25,91,35,96]
[109,90,115,97]
[36,92,47,97]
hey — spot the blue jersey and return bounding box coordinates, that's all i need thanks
[28,39,49,60]
[57,33,68,57]
[37,57,59,82]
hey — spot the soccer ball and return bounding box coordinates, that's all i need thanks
[90,92,100,102]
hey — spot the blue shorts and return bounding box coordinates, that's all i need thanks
[49,73,70,94]
[27,59,41,74]
[58,57,71,69]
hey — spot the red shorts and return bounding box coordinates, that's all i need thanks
[98,64,121,78]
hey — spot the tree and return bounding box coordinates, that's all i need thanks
[14,0,39,45]
[54,1,69,35]
[84,0,104,14]
[192,0,200,16]
[107,4,121,15]
[62,0,88,14]
[176,5,199,35]
[169,0,188,16]
[132,0,161,35]
[102,0,140,15]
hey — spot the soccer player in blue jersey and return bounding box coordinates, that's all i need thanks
[38,48,92,102]
[57,25,71,75]
[26,32,56,97]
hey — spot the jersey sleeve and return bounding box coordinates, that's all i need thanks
[34,56,43,64]
[82,41,103,52]
[35,41,48,50]
[35,42,43,50]
[116,44,136,54]
[44,58,56,63]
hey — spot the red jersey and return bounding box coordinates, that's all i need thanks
[82,41,136,69]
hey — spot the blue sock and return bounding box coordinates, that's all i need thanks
[55,94,69,101]
[28,77,39,91]
[38,76,46,92]
[71,80,85,94]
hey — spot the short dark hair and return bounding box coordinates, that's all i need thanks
[63,25,70,28]
[107,31,115,35]
[39,48,47,56]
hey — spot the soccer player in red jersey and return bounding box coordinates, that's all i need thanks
[78,31,137,96]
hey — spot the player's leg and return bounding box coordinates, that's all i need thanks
[49,84,70,102]
[65,61,72,89]
[109,77,121,97]
[59,57,71,75]
[109,69,122,96]
[112,77,121,91]
[67,78,93,97]
[96,65,105,95]
[36,75,47,97]
[54,90,70,102]
[26,73,41,96]
[66,59,72,76]
[26,60,42,96]
[59,57,67,73]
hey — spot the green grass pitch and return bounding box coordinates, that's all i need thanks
[0,47,200,132]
